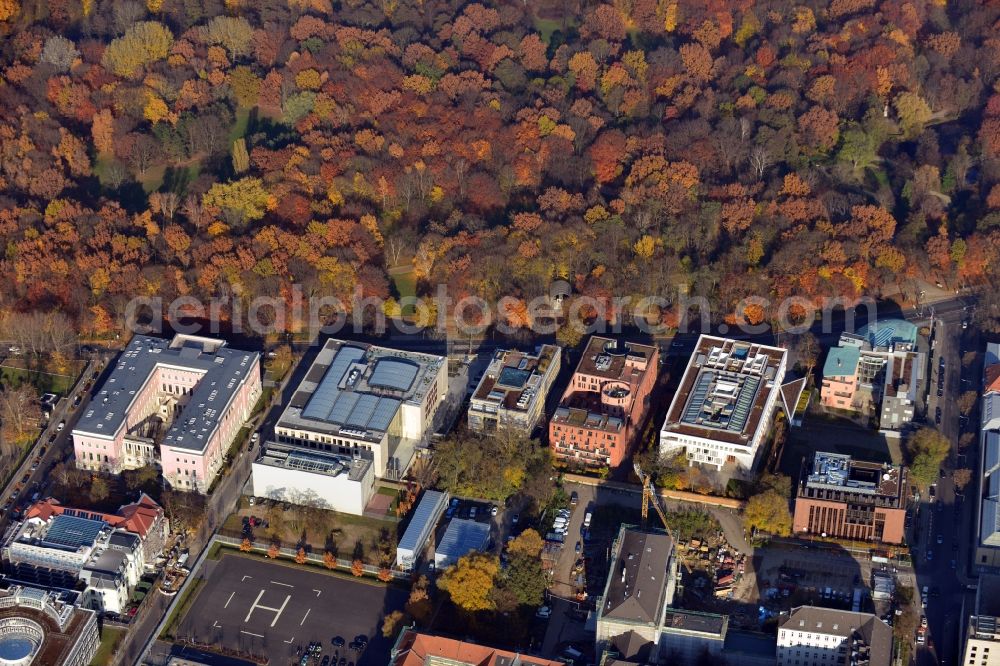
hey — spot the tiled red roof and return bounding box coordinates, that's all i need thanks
[987,364,1000,394]
[392,630,563,666]
[24,493,162,539]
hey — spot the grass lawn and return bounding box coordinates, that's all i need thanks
[229,107,251,144]
[89,625,126,666]
[533,17,564,44]
[390,267,417,317]
[160,577,205,641]
[92,152,116,187]
[140,163,167,193]
[0,365,76,394]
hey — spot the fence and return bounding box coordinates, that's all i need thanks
[562,472,746,510]
[214,534,411,580]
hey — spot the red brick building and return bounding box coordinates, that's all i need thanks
[792,452,907,544]
[549,337,659,469]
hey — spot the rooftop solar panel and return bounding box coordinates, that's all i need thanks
[327,391,360,425]
[302,346,365,421]
[42,514,106,549]
[368,358,419,392]
[347,393,379,428]
[369,397,400,432]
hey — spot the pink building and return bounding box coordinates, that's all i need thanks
[72,334,261,493]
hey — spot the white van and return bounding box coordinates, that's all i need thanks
[583,512,593,529]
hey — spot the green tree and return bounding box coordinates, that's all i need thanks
[203,177,272,224]
[433,430,545,501]
[501,554,547,607]
[837,124,879,172]
[906,427,950,488]
[230,66,262,108]
[894,92,933,139]
[742,489,791,536]
[205,16,254,59]
[101,21,174,78]
[437,553,499,612]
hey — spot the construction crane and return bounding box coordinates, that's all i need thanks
[634,462,671,532]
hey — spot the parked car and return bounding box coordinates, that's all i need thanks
[570,491,579,505]
[491,505,498,517]
[56,420,65,432]
[535,606,552,619]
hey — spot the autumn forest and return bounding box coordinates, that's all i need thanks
[1,0,1000,337]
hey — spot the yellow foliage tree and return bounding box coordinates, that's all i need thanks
[143,94,170,124]
[295,548,307,564]
[437,553,499,612]
[506,529,543,558]
[633,234,656,259]
[102,21,174,78]
[203,177,272,223]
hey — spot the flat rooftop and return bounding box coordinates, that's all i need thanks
[278,339,444,442]
[575,337,656,380]
[804,452,902,497]
[661,608,727,636]
[601,528,674,624]
[10,514,109,554]
[255,441,372,482]
[663,335,786,446]
[471,345,559,413]
[74,334,259,453]
[0,587,95,666]
[436,518,490,561]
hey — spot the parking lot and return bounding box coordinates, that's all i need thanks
[175,553,407,665]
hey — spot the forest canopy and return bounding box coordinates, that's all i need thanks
[1,0,1000,336]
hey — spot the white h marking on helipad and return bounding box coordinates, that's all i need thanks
[244,588,290,628]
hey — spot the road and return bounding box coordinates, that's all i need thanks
[126,347,313,666]
[0,356,103,535]
[914,304,978,666]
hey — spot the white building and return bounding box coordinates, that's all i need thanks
[777,606,892,666]
[274,339,448,481]
[72,334,262,493]
[979,344,1000,571]
[0,586,99,666]
[251,441,375,515]
[467,345,561,436]
[1,513,144,615]
[961,574,1000,666]
[397,490,448,570]
[660,336,789,474]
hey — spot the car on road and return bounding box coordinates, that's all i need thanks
[511,513,519,524]
[937,534,944,545]
[575,541,582,554]
[921,616,928,628]
[935,407,942,423]
[469,506,477,520]
[491,505,498,517]
[926,550,933,561]
[56,421,65,432]
[951,559,957,569]
[570,491,578,505]
[321,656,331,666]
